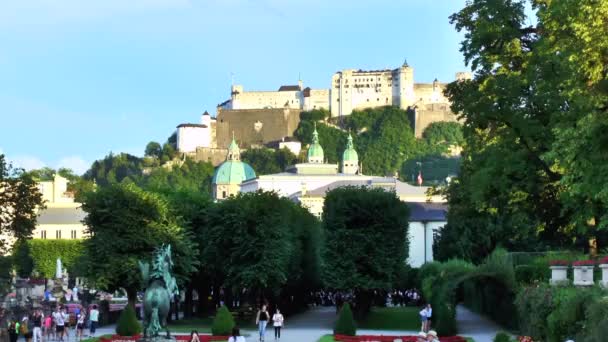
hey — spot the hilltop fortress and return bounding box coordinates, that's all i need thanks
[176,62,470,164]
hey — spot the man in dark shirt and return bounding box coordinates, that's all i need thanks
[32,310,43,342]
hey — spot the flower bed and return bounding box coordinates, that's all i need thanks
[333,336,467,342]
[599,256,608,264]
[549,260,570,266]
[100,335,229,342]
[572,260,596,266]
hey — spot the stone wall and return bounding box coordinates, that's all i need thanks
[409,103,459,138]
[187,147,228,166]
[215,108,301,149]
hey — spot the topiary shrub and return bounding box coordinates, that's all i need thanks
[211,305,235,336]
[334,303,356,336]
[115,304,142,336]
[493,332,512,342]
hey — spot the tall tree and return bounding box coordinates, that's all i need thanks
[435,0,608,261]
[241,148,298,175]
[144,141,163,159]
[322,186,409,316]
[82,183,198,306]
[0,155,44,254]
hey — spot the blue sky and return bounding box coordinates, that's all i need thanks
[0,0,469,175]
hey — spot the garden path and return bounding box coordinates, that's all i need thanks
[89,304,502,342]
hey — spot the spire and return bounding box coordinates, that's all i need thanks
[342,131,359,174]
[312,122,319,144]
[346,132,354,150]
[227,132,240,161]
[402,58,409,67]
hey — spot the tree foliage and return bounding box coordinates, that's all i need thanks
[435,0,608,261]
[322,187,409,315]
[83,153,144,186]
[201,191,321,296]
[0,154,44,254]
[241,148,298,175]
[81,183,198,303]
[144,141,163,159]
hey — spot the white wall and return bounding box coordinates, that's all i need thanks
[408,221,446,267]
[177,126,211,153]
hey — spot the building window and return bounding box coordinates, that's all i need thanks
[56,230,61,239]
[71,230,77,239]
[222,191,227,198]
[40,230,47,239]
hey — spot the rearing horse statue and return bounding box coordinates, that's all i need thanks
[139,244,179,339]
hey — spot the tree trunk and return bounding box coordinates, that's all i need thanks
[126,287,137,309]
[184,284,193,319]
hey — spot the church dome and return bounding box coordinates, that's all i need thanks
[342,133,358,163]
[212,160,256,185]
[307,124,324,163]
[212,136,256,185]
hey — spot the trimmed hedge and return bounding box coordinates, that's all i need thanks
[27,239,84,278]
[334,303,356,336]
[116,304,142,336]
[211,306,235,336]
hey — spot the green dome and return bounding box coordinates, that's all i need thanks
[342,133,358,162]
[307,124,324,162]
[212,161,256,184]
[213,135,256,184]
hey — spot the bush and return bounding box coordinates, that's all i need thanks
[115,304,142,336]
[582,296,608,342]
[493,332,512,342]
[211,306,235,336]
[334,303,356,336]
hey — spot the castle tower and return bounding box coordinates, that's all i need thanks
[307,123,324,164]
[397,61,415,109]
[341,133,359,175]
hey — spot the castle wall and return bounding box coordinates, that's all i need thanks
[304,89,330,111]
[411,103,459,138]
[188,147,228,166]
[177,126,211,153]
[232,88,303,110]
[215,108,301,149]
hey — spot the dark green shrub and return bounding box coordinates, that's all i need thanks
[546,287,598,342]
[334,303,356,336]
[515,285,555,340]
[211,305,235,336]
[583,297,608,342]
[115,304,142,336]
[493,332,512,342]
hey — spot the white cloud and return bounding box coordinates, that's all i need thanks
[56,156,90,176]
[11,155,46,171]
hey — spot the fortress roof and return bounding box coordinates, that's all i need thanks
[177,123,208,128]
[278,85,301,91]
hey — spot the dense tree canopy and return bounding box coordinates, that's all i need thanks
[434,0,608,262]
[201,191,321,301]
[82,183,198,305]
[322,186,409,315]
[241,148,299,175]
[0,155,44,254]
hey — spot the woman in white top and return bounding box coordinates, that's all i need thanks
[228,327,246,342]
[272,308,284,339]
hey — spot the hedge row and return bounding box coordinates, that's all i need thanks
[515,284,608,342]
[27,239,84,278]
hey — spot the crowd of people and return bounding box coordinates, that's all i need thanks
[6,304,100,342]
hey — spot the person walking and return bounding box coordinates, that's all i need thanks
[272,308,284,340]
[76,309,86,341]
[20,315,32,342]
[255,304,270,342]
[419,305,429,332]
[32,310,43,342]
[8,318,19,342]
[43,312,53,341]
[53,307,67,342]
[88,305,100,337]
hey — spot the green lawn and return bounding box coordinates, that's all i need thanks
[357,306,421,331]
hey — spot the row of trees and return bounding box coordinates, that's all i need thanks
[79,182,409,317]
[434,0,608,262]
